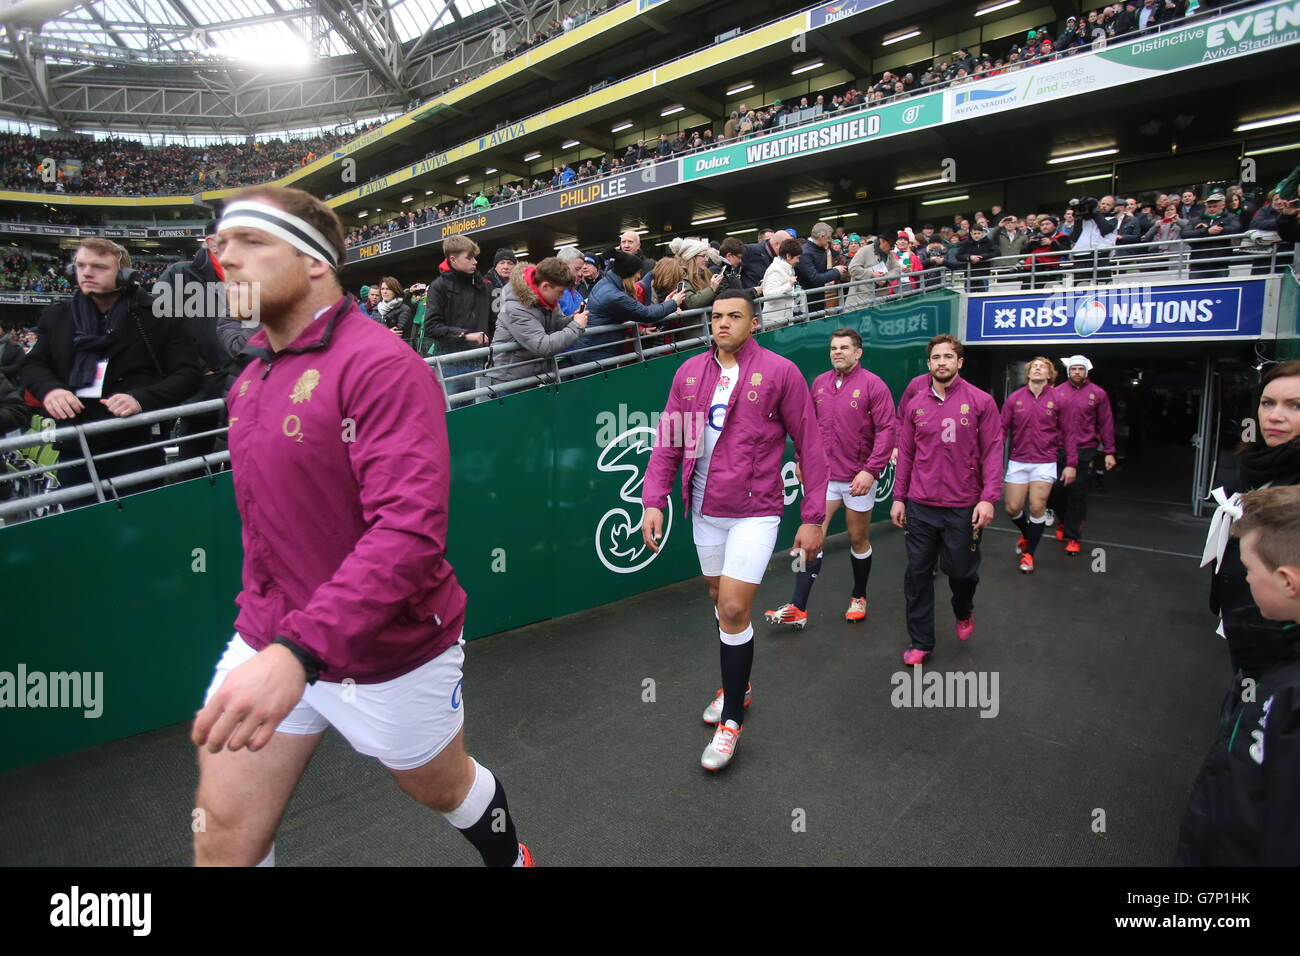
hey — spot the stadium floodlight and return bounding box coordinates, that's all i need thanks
[1244,142,1300,157]
[1047,148,1118,164]
[400,195,414,203]
[455,176,470,184]
[895,177,949,190]
[692,215,726,225]
[1235,112,1300,132]
[883,29,921,46]
[661,106,685,116]
[562,140,581,148]
[554,237,578,249]
[726,228,757,236]
[611,121,634,132]
[633,228,649,235]
[975,0,1020,15]
[425,190,434,195]
[523,151,542,161]
[1064,172,1112,185]
[484,167,498,174]
[921,194,970,206]
[788,197,830,209]
[791,61,824,75]
[357,211,368,218]
[727,83,755,95]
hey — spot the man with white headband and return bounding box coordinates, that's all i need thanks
[192,186,533,867]
[1048,354,1116,556]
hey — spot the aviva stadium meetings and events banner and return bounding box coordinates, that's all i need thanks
[945,0,1300,121]
[964,279,1270,344]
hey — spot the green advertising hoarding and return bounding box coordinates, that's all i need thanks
[681,94,944,182]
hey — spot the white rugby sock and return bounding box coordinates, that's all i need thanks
[719,623,754,646]
[441,758,495,829]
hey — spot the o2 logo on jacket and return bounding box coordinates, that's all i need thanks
[1074,299,1107,337]
[595,426,672,574]
[871,460,896,505]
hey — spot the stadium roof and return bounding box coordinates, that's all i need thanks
[0,0,498,59]
[0,0,540,134]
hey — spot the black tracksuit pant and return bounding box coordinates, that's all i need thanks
[1049,447,1097,542]
[903,501,982,652]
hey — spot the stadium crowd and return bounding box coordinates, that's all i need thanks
[0,125,382,196]
[345,0,1228,246]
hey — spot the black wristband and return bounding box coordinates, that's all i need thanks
[272,637,323,685]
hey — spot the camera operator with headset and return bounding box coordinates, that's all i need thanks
[20,238,201,507]
[1067,195,1120,284]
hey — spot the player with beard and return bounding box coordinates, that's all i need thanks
[642,291,828,771]
[891,335,1003,665]
[1002,357,1076,574]
[192,186,532,867]
[1048,355,1116,555]
[764,328,895,627]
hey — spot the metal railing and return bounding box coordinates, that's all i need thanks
[3,236,1294,523]
[0,266,948,522]
[943,232,1295,291]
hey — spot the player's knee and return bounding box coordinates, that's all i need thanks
[716,597,748,627]
[1028,503,1046,519]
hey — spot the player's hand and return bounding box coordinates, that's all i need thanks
[890,500,906,529]
[972,501,995,529]
[642,507,665,552]
[192,643,307,754]
[849,470,875,497]
[792,523,824,565]
[101,393,142,417]
[1062,465,1077,486]
[43,388,84,419]
[1104,454,1116,470]
[890,446,899,464]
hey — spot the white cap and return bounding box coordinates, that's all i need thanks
[1061,354,1093,373]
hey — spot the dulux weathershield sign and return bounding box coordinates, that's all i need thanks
[965,280,1268,343]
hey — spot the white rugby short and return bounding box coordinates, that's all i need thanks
[692,513,781,584]
[203,633,466,770]
[827,479,876,512]
[1004,459,1058,484]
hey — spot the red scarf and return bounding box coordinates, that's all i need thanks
[523,265,557,308]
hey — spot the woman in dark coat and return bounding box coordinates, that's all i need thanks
[1203,361,1300,682]
[375,275,413,340]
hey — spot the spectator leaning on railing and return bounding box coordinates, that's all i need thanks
[486,257,589,386]
[761,238,805,325]
[583,249,683,366]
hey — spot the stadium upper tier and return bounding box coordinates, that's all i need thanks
[0,0,1296,224]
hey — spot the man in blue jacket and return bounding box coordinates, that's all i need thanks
[581,249,684,368]
[796,222,847,315]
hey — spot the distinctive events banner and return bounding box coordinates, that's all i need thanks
[681,94,943,181]
[964,279,1269,343]
[944,0,1300,122]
